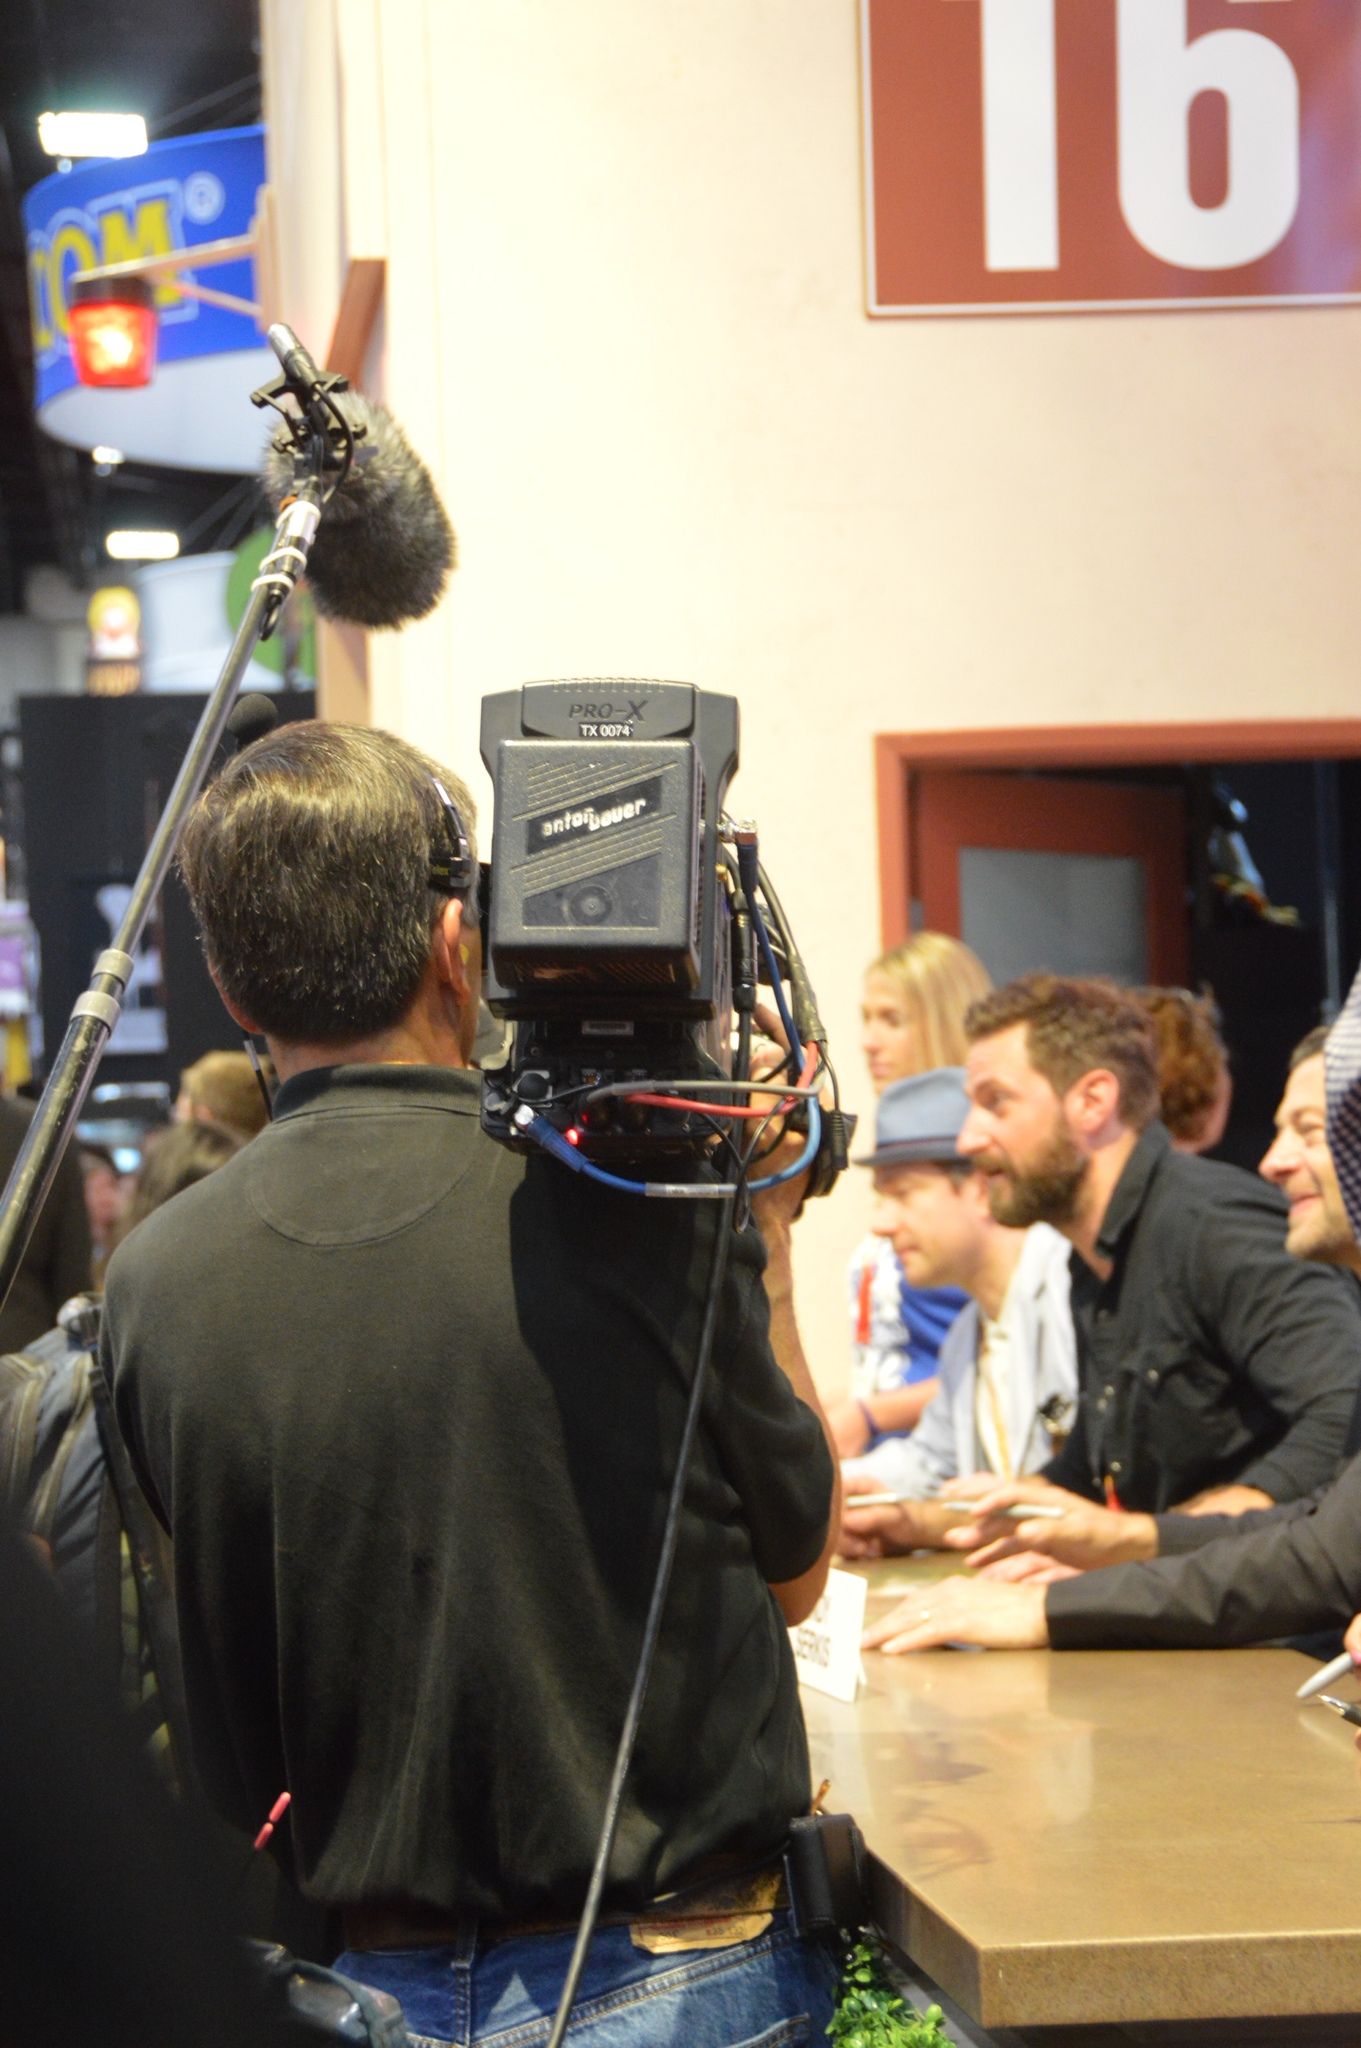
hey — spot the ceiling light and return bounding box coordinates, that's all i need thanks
[106,532,179,562]
[91,446,125,467]
[68,276,157,388]
[38,111,147,159]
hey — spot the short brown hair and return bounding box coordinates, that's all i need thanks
[179,1050,269,1140]
[1141,988,1228,1145]
[1290,1023,1330,1072]
[178,722,477,1044]
[964,974,1161,1130]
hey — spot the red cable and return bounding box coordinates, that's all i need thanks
[621,1050,820,1123]
[623,1094,782,1119]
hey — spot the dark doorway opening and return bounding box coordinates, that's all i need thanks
[877,727,1361,1174]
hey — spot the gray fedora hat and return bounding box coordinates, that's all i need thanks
[856,1067,970,1170]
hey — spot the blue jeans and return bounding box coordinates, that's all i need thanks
[335,1910,838,2046]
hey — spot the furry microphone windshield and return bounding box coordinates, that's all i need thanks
[262,392,456,631]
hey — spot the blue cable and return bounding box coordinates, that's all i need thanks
[745,1096,820,1192]
[521,1096,821,1198]
[523,1115,735,1198]
[749,898,801,1061]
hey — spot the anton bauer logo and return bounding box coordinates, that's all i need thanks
[541,796,646,838]
[526,775,662,856]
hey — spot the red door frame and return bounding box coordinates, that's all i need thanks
[875,722,1361,950]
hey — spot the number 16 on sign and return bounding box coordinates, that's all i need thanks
[864,0,1361,315]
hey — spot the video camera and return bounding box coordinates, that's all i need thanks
[477,679,851,1197]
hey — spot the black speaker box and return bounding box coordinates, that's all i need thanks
[19,690,315,1087]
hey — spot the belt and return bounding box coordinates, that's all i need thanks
[342,1857,789,1956]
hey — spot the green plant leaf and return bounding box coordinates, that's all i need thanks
[827,1934,954,2048]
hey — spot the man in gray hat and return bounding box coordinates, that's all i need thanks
[840,1069,1077,1558]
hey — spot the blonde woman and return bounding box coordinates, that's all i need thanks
[827,932,993,1458]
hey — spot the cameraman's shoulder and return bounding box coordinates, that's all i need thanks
[104,1140,255,1296]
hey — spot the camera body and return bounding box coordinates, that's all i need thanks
[479,681,739,1163]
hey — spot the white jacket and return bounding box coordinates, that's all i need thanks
[845,1224,1077,1498]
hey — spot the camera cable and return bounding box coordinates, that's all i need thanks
[520,1085,822,1197]
[526,868,834,2032]
[543,1169,737,2048]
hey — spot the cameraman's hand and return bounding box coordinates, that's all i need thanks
[746,1004,831,1235]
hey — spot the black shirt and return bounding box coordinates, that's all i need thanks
[1148,1326,1361,1562]
[105,1064,832,1918]
[1046,1449,1361,1649]
[1044,1123,1361,1512]
[0,1097,90,1352]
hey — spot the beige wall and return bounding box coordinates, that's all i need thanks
[261,0,1361,1393]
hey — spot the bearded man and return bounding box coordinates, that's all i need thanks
[948,977,1359,1518]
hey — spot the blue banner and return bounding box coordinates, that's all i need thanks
[24,126,265,410]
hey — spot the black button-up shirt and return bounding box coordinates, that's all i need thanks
[1044,1122,1361,1512]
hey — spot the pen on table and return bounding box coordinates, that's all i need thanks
[1296,1649,1360,1700]
[938,1498,1068,1520]
[1315,1694,1361,1729]
[841,1494,1068,1518]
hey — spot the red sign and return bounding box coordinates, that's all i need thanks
[862,0,1361,315]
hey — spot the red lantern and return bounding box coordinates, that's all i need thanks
[68,275,157,389]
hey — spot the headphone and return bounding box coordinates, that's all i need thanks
[427,777,476,905]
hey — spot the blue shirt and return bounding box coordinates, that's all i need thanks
[847,1233,967,1418]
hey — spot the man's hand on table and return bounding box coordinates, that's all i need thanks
[861,1574,1051,1653]
[973,1551,1083,1585]
[1173,1483,1274,1516]
[937,1479,1159,1575]
[837,1476,984,1560]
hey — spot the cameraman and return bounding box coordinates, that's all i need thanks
[104,723,839,2045]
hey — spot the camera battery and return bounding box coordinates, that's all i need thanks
[488,738,703,994]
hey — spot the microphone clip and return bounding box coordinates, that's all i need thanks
[251,368,361,476]
[251,323,365,486]
[249,323,364,634]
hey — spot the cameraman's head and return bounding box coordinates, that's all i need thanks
[179,722,480,1077]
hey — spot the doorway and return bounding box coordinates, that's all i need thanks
[913,771,1188,987]
[876,723,1361,1171]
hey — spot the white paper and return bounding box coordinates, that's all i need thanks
[790,1568,868,1703]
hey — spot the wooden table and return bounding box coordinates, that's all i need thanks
[800,1557,1361,2034]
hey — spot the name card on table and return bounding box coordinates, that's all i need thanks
[789,1568,867,1703]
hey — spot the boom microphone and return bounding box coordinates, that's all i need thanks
[0,332,443,1370]
[261,389,456,632]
